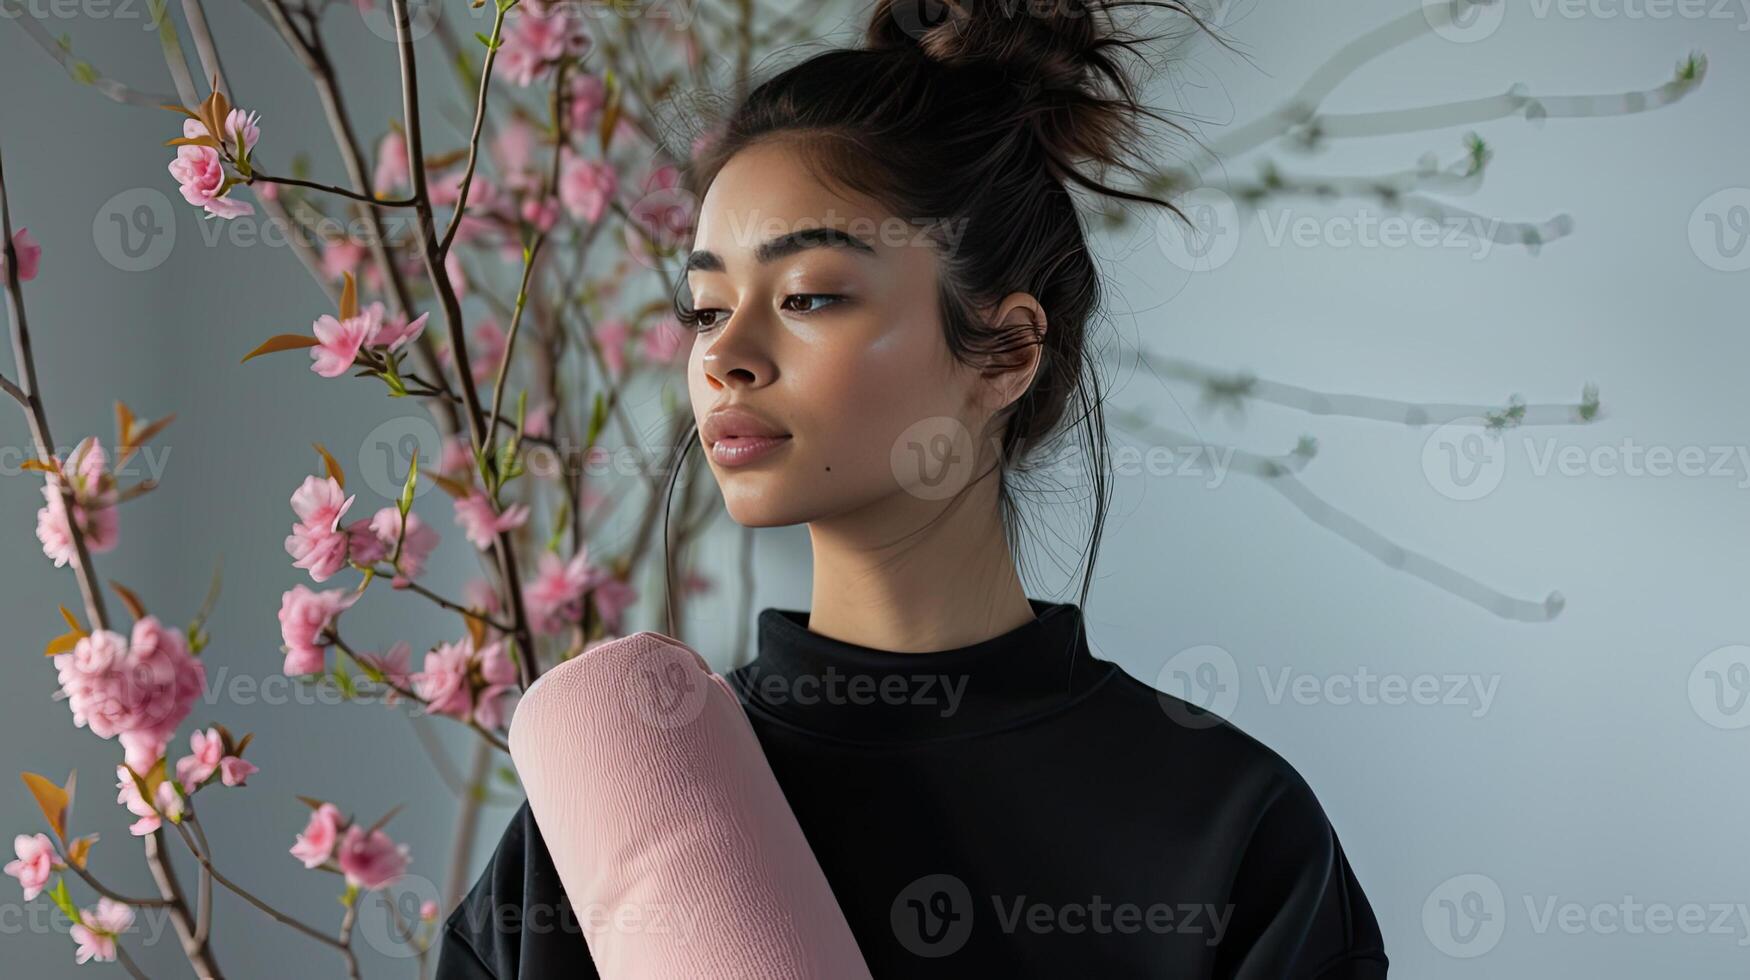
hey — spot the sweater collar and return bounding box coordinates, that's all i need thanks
[727,598,1115,743]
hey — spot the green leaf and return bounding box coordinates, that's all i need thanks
[474,31,496,49]
[331,663,356,700]
[398,450,419,518]
[71,61,97,86]
[586,392,607,446]
[48,877,80,925]
[495,765,520,787]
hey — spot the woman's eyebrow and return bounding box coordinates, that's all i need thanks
[685,226,877,274]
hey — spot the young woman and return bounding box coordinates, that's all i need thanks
[438,1,1388,976]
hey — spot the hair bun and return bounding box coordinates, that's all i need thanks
[868,0,1099,92]
[866,0,1209,185]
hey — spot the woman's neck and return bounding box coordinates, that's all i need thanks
[802,476,1036,654]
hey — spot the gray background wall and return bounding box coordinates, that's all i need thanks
[2,1,1745,976]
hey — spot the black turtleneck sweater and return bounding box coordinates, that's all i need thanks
[436,599,1389,978]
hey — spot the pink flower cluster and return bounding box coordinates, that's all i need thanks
[173,727,258,794]
[453,489,529,551]
[559,146,617,224]
[168,108,260,219]
[285,475,439,582]
[278,584,359,676]
[70,896,133,964]
[311,300,430,378]
[496,2,592,87]
[290,802,410,891]
[115,765,184,836]
[4,833,60,900]
[54,617,206,773]
[35,436,119,568]
[413,636,517,729]
[522,549,637,636]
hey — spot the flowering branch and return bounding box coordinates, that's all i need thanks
[389,0,539,687]
[328,633,512,756]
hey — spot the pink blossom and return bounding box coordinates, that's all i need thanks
[367,306,430,352]
[278,585,359,676]
[337,824,410,891]
[115,768,184,837]
[345,518,388,566]
[219,755,259,787]
[286,475,357,581]
[358,641,413,705]
[35,437,119,567]
[591,576,639,634]
[453,490,529,550]
[497,4,591,87]
[558,147,616,224]
[290,802,344,869]
[414,637,516,728]
[596,317,630,378]
[168,115,252,220]
[173,726,254,792]
[420,899,440,921]
[493,117,537,188]
[521,194,560,233]
[221,108,262,155]
[412,640,472,721]
[56,618,205,773]
[569,73,606,133]
[3,227,41,282]
[321,239,366,282]
[369,506,439,579]
[70,897,133,964]
[523,551,598,636]
[4,833,57,901]
[373,128,409,196]
[174,726,225,792]
[310,305,382,378]
[640,316,689,368]
[626,163,695,251]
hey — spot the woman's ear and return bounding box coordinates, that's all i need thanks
[977,291,1048,413]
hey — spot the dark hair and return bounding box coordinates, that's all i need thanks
[659,0,1224,651]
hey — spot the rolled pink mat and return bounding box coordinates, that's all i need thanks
[507,630,873,979]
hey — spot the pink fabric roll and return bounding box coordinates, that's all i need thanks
[507,631,873,979]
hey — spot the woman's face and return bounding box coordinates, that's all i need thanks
[685,139,1019,529]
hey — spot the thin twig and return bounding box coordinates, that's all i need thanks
[250,174,418,207]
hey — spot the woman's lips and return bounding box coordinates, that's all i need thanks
[710,434,793,468]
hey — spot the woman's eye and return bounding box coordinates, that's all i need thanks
[693,308,729,331]
[781,294,843,315]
